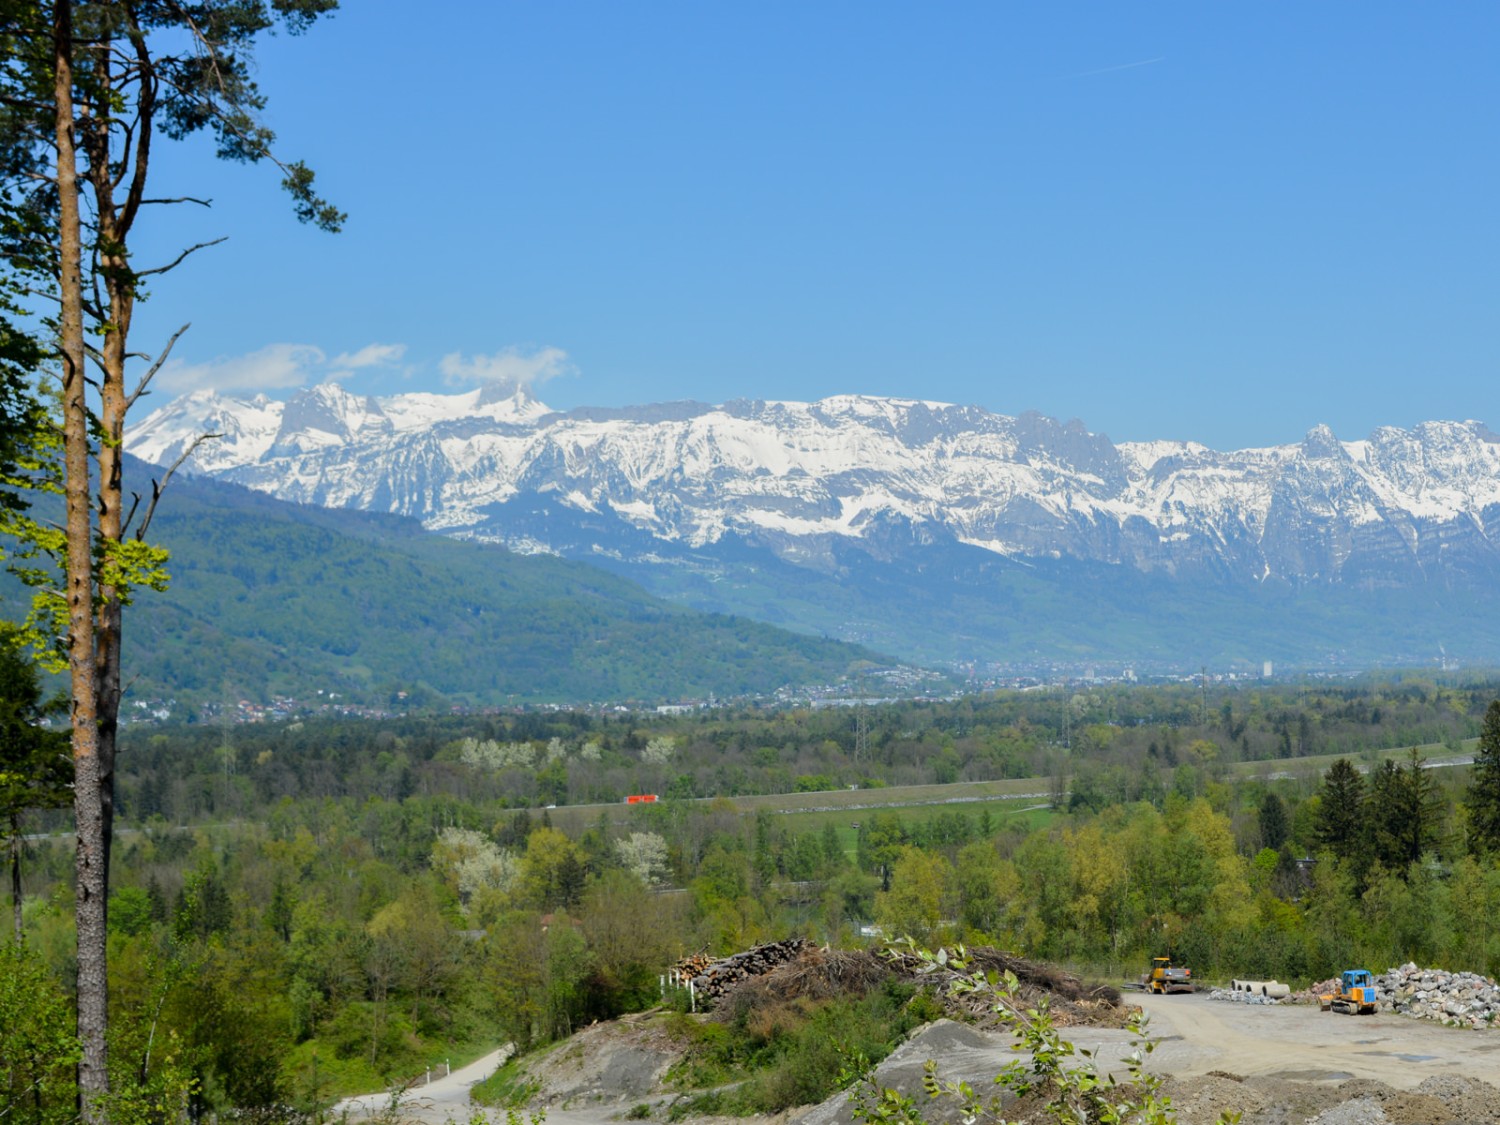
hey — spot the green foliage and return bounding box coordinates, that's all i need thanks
[6,682,1500,1124]
[1467,700,1500,854]
[667,979,936,1117]
[469,1057,541,1110]
[1316,757,1366,866]
[99,464,885,707]
[0,941,79,1125]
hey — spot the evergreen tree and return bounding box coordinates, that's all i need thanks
[1315,758,1366,861]
[1466,699,1500,855]
[0,6,338,1113]
[1258,792,1290,851]
[1367,760,1407,871]
[1369,748,1445,873]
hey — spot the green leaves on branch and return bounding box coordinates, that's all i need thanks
[282,161,345,233]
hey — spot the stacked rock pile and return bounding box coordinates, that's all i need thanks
[1206,987,1280,1005]
[1290,977,1341,1004]
[1376,962,1500,1029]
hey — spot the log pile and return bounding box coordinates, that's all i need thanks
[689,938,815,1007]
[671,952,714,980]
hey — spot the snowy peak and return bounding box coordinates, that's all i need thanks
[271,383,392,454]
[129,388,284,471]
[123,384,1500,590]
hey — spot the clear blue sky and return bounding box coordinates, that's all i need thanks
[129,2,1500,450]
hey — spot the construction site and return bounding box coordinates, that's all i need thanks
[467,944,1500,1125]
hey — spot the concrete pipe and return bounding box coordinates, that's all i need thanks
[1230,978,1290,999]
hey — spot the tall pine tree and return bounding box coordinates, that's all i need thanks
[1467,699,1500,854]
[1369,748,1445,873]
[1315,757,1366,862]
[1,4,339,1116]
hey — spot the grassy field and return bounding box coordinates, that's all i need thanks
[545,735,1478,839]
[1228,736,1478,783]
[546,776,1055,835]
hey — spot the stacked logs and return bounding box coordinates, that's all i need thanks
[672,952,714,980]
[689,938,815,1008]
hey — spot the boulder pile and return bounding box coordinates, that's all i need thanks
[1376,962,1500,1029]
[1206,987,1280,1005]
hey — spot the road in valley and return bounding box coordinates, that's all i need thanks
[333,1046,513,1123]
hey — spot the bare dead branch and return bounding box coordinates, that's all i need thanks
[139,195,212,207]
[133,432,221,540]
[134,236,226,279]
[121,492,141,534]
[125,323,190,412]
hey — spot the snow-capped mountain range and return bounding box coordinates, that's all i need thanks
[126,381,1500,596]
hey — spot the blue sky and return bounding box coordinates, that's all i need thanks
[130,2,1499,450]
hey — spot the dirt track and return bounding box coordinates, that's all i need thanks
[1133,993,1500,1086]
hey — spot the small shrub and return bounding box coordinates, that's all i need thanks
[469,1059,540,1109]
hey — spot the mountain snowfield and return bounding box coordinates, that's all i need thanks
[126,381,1500,591]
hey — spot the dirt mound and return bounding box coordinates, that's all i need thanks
[506,1013,685,1109]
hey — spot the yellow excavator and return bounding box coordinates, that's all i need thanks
[1145,956,1195,994]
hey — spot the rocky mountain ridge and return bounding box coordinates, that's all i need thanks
[127,382,1500,592]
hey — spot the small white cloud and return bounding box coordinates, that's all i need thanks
[157,343,326,395]
[439,345,573,392]
[331,343,407,370]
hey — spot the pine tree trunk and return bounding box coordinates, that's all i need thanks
[9,812,21,944]
[88,25,134,903]
[54,0,110,1115]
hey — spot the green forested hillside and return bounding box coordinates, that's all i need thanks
[101,461,886,708]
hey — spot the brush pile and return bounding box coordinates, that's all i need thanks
[704,943,1127,1029]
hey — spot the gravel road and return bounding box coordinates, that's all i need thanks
[1133,992,1500,1085]
[334,1046,514,1123]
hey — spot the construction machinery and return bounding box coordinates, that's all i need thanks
[1144,956,1195,994]
[1319,969,1378,1014]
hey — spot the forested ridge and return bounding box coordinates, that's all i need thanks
[2,456,889,710]
[6,677,1500,1123]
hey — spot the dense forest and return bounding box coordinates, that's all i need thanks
[6,676,1500,1124]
